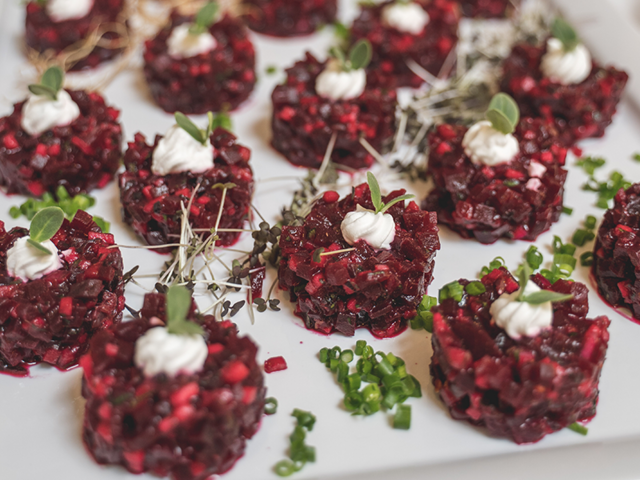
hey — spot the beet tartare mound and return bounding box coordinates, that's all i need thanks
[241,0,337,37]
[119,127,253,253]
[81,292,265,480]
[143,8,256,114]
[458,0,511,18]
[431,267,610,444]
[0,90,122,198]
[593,183,640,321]
[278,182,440,338]
[0,210,125,376]
[25,0,127,72]
[422,117,568,244]
[272,51,397,170]
[501,24,628,146]
[349,0,460,89]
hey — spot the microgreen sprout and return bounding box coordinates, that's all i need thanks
[328,39,372,72]
[366,172,414,214]
[189,2,219,36]
[165,284,204,336]
[28,66,64,102]
[551,17,580,52]
[485,93,520,135]
[27,206,65,255]
[174,111,215,145]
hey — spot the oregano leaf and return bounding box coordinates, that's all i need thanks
[165,285,204,335]
[193,1,218,32]
[378,194,415,214]
[30,206,64,243]
[486,93,519,134]
[41,66,63,93]
[366,172,383,212]
[520,291,573,305]
[349,39,372,70]
[552,17,579,52]
[28,84,58,101]
[175,112,206,145]
[171,319,205,335]
[26,238,53,255]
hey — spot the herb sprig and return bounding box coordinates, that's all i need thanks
[165,285,204,336]
[189,2,218,36]
[551,17,580,52]
[328,39,372,72]
[28,66,64,101]
[486,93,520,135]
[367,172,414,214]
[175,111,215,145]
[27,206,65,255]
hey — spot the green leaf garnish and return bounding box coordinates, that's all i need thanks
[10,186,96,222]
[520,291,573,305]
[328,46,346,66]
[517,261,531,301]
[189,1,219,35]
[165,285,204,336]
[552,17,580,52]
[486,93,520,134]
[378,195,414,214]
[30,206,64,243]
[210,111,232,131]
[28,66,64,101]
[174,112,208,145]
[26,238,53,255]
[348,39,372,70]
[366,172,414,214]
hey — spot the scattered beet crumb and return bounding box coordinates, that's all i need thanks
[264,356,288,373]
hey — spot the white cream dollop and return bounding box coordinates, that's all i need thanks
[6,237,63,282]
[134,325,208,377]
[151,124,214,176]
[46,0,94,22]
[462,120,520,166]
[21,90,80,137]
[167,24,217,59]
[540,38,592,86]
[489,282,553,339]
[341,205,396,250]
[315,59,367,101]
[382,2,430,35]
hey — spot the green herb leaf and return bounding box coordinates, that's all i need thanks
[552,17,580,52]
[328,46,346,66]
[175,112,206,144]
[26,238,53,255]
[576,156,605,176]
[210,111,232,131]
[165,285,204,336]
[521,291,573,305]
[378,194,414,214]
[333,21,350,42]
[486,93,520,134]
[41,66,64,92]
[190,1,218,35]
[30,206,64,243]
[367,172,383,212]
[28,84,58,101]
[348,39,372,70]
[92,216,110,233]
[517,261,531,301]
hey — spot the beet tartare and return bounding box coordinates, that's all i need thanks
[25,0,127,71]
[0,87,122,198]
[81,291,265,480]
[349,0,460,89]
[278,180,440,338]
[119,119,253,253]
[143,6,256,114]
[422,113,568,244]
[431,267,610,444]
[271,49,397,170]
[0,210,124,376]
[593,182,640,321]
[458,0,511,18]
[241,0,337,37]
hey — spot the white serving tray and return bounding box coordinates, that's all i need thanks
[1,1,640,480]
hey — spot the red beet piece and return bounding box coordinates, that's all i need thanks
[431,267,611,444]
[0,211,125,376]
[264,356,287,373]
[458,0,511,18]
[241,0,337,37]
[350,0,460,89]
[0,90,122,197]
[278,182,440,338]
[271,52,397,170]
[501,41,628,147]
[593,183,640,321]
[81,293,265,480]
[422,118,568,244]
[119,128,254,253]
[143,11,256,114]
[25,0,127,71]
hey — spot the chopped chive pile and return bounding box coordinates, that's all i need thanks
[576,156,632,209]
[319,342,419,429]
[274,409,316,477]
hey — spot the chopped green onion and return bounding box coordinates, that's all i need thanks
[585,215,597,230]
[580,252,594,267]
[567,422,588,436]
[340,349,354,363]
[526,246,544,270]
[329,346,341,360]
[336,361,349,383]
[319,348,329,363]
[480,257,505,277]
[292,409,316,431]
[465,281,486,296]
[344,373,361,392]
[356,358,372,375]
[562,206,573,215]
[264,397,278,415]
[393,405,412,430]
[355,340,366,356]
[274,460,295,477]
[344,391,363,411]
[439,281,464,303]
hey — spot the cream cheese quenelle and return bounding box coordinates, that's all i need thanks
[315,59,367,101]
[167,24,217,59]
[151,124,215,176]
[381,1,430,35]
[21,90,80,136]
[462,120,520,166]
[46,0,94,22]
[341,205,396,250]
[6,237,63,282]
[540,38,592,86]
[489,282,553,339]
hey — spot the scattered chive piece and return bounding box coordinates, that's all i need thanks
[410,295,437,332]
[526,246,544,270]
[580,251,594,267]
[274,409,316,476]
[576,156,606,176]
[562,206,573,215]
[567,422,588,436]
[480,257,506,277]
[393,405,412,430]
[355,340,366,356]
[265,65,277,75]
[439,281,464,303]
[340,349,354,363]
[465,281,486,296]
[633,153,640,162]
[265,397,278,415]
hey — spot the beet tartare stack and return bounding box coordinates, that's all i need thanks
[501,18,628,146]
[278,174,440,337]
[431,265,610,444]
[593,183,640,321]
[349,0,460,89]
[81,286,265,479]
[119,113,253,253]
[272,42,397,170]
[458,0,511,18]
[422,93,568,244]
[25,0,127,71]
[0,67,122,197]
[0,207,124,376]
[143,2,256,114]
[241,0,337,37]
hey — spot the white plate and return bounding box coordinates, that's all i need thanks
[1,1,640,480]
